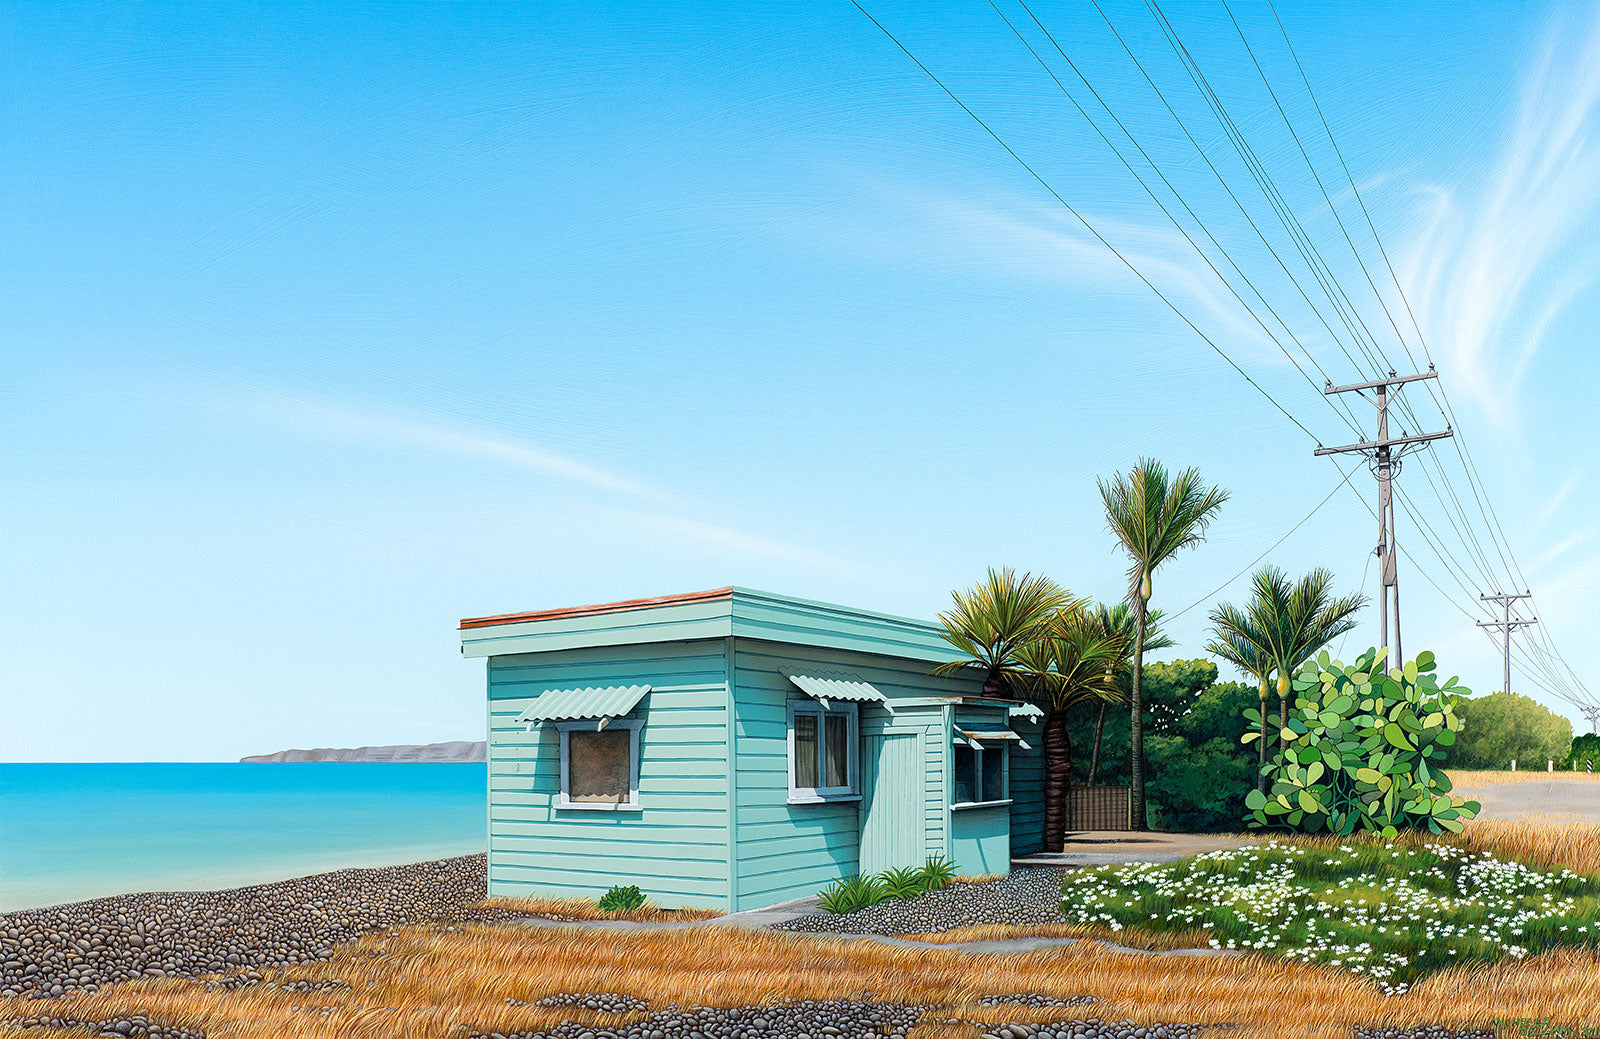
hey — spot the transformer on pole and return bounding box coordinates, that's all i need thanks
[1314,367,1452,668]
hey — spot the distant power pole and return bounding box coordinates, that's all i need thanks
[1477,591,1536,697]
[1315,368,1453,667]
[1581,705,1600,737]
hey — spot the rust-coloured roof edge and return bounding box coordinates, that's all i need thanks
[459,587,736,630]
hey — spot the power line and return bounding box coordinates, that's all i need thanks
[1266,1,1594,704]
[846,0,1324,442]
[1144,0,1393,384]
[1168,462,1360,621]
[989,0,1364,439]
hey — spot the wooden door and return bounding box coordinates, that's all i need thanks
[859,732,925,874]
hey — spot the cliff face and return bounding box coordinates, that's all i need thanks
[240,740,487,763]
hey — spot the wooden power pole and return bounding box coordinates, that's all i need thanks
[1477,591,1535,696]
[1314,368,1452,668]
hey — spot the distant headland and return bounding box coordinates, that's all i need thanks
[240,740,486,763]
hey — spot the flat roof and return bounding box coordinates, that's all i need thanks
[460,587,735,630]
[458,585,955,663]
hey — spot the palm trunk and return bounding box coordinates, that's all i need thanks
[1257,681,1270,794]
[1277,695,1288,757]
[1129,594,1148,831]
[1088,701,1107,784]
[1042,708,1072,851]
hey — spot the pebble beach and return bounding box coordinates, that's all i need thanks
[0,854,500,999]
[0,856,1499,1039]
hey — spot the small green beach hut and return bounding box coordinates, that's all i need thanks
[460,587,1045,913]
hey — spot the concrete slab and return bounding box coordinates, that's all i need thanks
[504,913,1240,959]
[1013,831,1261,869]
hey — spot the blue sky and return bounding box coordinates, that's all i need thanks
[4,1,1598,762]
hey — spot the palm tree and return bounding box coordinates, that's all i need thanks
[1270,567,1367,742]
[1208,566,1366,786]
[1206,601,1278,792]
[932,567,1082,696]
[1086,603,1174,785]
[1012,607,1130,849]
[1099,459,1229,830]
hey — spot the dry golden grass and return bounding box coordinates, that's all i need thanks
[1256,818,1600,878]
[5,917,1600,1039]
[896,923,1213,952]
[1448,769,1600,784]
[9,819,1600,1039]
[477,896,722,923]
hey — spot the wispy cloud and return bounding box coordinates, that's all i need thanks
[798,175,1284,363]
[294,400,670,502]
[1533,469,1583,536]
[232,390,846,569]
[1401,9,1600,424]
[917,194,1280,358]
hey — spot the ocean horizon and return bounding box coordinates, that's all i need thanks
[0,763,487,911]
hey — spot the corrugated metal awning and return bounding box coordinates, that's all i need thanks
[786,671,888,708]
[1009,703,1044,720]
[516,684,651,727]
[954,726,1032,751]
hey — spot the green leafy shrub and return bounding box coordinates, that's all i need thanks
[878,866,927,900]
[1566,732,1600,771]
[1453,691,1573,770]
[1145,732,1256,832]
[816,874,888,915]
[596,884,647,913]
[817,857,959,913]
[1242,648,1480,837]
[917,854,958,889]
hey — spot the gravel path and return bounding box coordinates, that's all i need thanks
[0,853,506,999]
[775,869,1069,936]
[0,861,1508,1039]
[467,998,1220,1039]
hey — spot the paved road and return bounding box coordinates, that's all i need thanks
[1451,775,1600,823]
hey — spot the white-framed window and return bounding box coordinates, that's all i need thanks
[952,739,1009,808]
[787,699,859,803]
[554,719,642,811]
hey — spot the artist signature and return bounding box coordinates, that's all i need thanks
[1494,1019,1600,1038]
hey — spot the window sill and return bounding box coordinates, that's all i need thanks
[950,799,1013,811]
[555,802,643,812]
[787,793,863,805]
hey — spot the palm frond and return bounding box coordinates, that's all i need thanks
[1099,458,1230,602]
[933,567,1081,692]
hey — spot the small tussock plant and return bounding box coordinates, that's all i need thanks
[1059,837,1600,995]
[597,884,647,914]
[817,856,958,914]
[477,895,720,923]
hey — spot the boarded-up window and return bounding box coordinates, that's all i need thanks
[567,729,632,804]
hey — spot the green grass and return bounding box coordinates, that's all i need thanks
[1059,839,1600,995]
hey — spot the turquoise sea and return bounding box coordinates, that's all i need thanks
[0,763,487,911]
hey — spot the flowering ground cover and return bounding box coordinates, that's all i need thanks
[1059,839,1600,995]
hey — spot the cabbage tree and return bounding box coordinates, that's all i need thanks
[1100,459,1229,829]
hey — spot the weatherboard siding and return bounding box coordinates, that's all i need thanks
[728,638,978,911]
[1007,715,1046,856]
[486,639,733,910]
